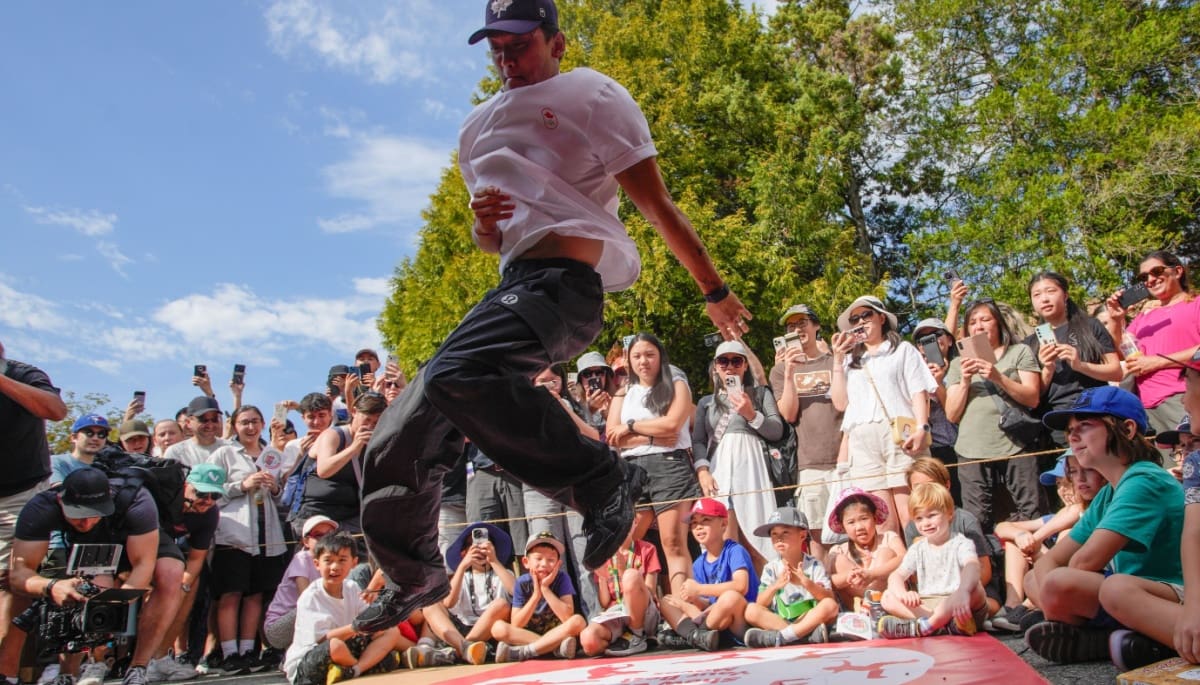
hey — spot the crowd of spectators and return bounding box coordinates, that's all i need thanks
[0,249,1198,684]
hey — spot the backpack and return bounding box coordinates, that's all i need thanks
[93,446,190,536]
[280,427,348,521]
[755,386,799,506]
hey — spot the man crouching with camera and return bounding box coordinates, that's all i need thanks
[1,467,158,685]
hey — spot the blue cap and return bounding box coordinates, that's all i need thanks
[1041,386,1150,435]
[1039,449,1072,487]
[71,414,110,434]
[468,0,559,45]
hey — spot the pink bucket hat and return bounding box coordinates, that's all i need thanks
[827,487,890,534]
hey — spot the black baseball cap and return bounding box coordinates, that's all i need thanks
[187,396,221,417]
[468,0,558,45]
[60,467,115,518]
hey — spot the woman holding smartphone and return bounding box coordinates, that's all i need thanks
[830,296,938,534]
[607,333,700,595]
[944,299,1045,528]
[208,405,289,673]
[691,341,784,567]
[1026,272,1122,446]
[1105,250,1200,436]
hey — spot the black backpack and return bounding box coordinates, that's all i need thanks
[754,386,799,506]
[93,446,190,536]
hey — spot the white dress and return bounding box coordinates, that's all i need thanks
[710,425,777,561]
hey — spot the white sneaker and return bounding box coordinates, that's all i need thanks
[145,657,197,683]
[78,661,110,685]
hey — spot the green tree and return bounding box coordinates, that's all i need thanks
[46,391,130,455]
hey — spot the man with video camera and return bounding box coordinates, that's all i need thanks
[2,468,158,685]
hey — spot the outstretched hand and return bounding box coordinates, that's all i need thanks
[705,291,752,341]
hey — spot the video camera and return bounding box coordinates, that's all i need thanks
[12,544,145,661]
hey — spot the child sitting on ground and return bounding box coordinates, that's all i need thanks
[877,482,988,638]
[991,449,1103,631]
[580,522,662,657]
[265,516,339,652]
[825,487,906,611]
[491,531,585,663]
[283,532,412,685]
[658,499,759,652]
[406,522,515,667]
[743,507,838,647]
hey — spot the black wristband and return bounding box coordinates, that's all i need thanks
[704,284,730,304]
[44,578,57,598]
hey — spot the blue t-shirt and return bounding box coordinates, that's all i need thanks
[512,569,575,617]
[1069,461,1184,584]
[692,539,759,603]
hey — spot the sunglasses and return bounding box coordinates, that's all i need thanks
[80,429,108,439]
[1135,265,1177,284]
[714,356,745,368]
[195,415,222,425]
[192,492,220,501]
[847,310,876,325]
[579,369,607,379]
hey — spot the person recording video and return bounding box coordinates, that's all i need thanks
[1,468,158,685]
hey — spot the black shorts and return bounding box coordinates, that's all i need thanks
[209,546,286,597]
[294,635,370,685]
[628,451,701,514]
[157,529,185,563]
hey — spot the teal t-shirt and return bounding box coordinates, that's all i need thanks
[1068,461,1184,584]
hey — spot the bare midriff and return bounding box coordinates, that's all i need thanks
[516,232,603,268]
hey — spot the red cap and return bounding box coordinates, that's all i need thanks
[689,498,728,520]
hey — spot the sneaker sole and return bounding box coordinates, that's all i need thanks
[353,581,449,633]
[463,642,488,666]
[583,463,648,570]
[1025,622,1109,664]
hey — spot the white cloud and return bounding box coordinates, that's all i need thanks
[0,281,70,332]
[353,276,391,297]
[152,283,383,359]
[317,134,449,233]
[97,241,134,278]
[264,0,440,85]
[24,205,118,236]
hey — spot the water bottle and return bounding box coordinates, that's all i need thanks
[1119,331,1142,360]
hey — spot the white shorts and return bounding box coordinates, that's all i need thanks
[796,467,836,529]
[846,420,926,491]
[590,601,660,637]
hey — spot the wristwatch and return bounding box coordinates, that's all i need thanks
[920,423,931,432]
[627,419,639,435]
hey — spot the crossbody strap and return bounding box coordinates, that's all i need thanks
[861,361,894,423]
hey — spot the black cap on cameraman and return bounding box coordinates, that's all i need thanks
[60,467,115,518]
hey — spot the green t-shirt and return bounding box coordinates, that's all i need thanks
[945,343,1040,459]
[1068,461,1184,584]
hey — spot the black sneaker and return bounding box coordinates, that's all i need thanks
[655,628,693,651]
[688,628,719,652]
[1025,621,1110,664]
[219,654,251,676]
[1017,608,1045,634]
[1109,629,1179,671]
[352,581,448,633]
[744,628,783,648]
[582,460,648,570]
[258,648,283,671]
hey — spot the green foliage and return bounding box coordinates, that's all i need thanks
[378,0,1199,383]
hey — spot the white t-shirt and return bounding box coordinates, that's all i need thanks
[840,341,939,431]
[619,382,691,457]
[458,68,657,292]
[283,579,366,682]
[896,533,977,596]
[162,438,228,468]
[449,569,510,626]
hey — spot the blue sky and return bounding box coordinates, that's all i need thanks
[0,1,492,427]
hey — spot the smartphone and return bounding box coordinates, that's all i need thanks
[194,364,207,378]
[1035,323,1056,347]
[918,334,945,367]
[357,362,371,378]
[386,354,399,367]
[1118,282,1150,309]
[471,527,489,545]
[232,364,246,384]
[850,325,867,341]
[772,336,787,351]
[273,402,288,426]
[943,268,962,285]
[724,375,742,395]
[956,332,997,364]
[703,331,724,348]
[587,376,602,392]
